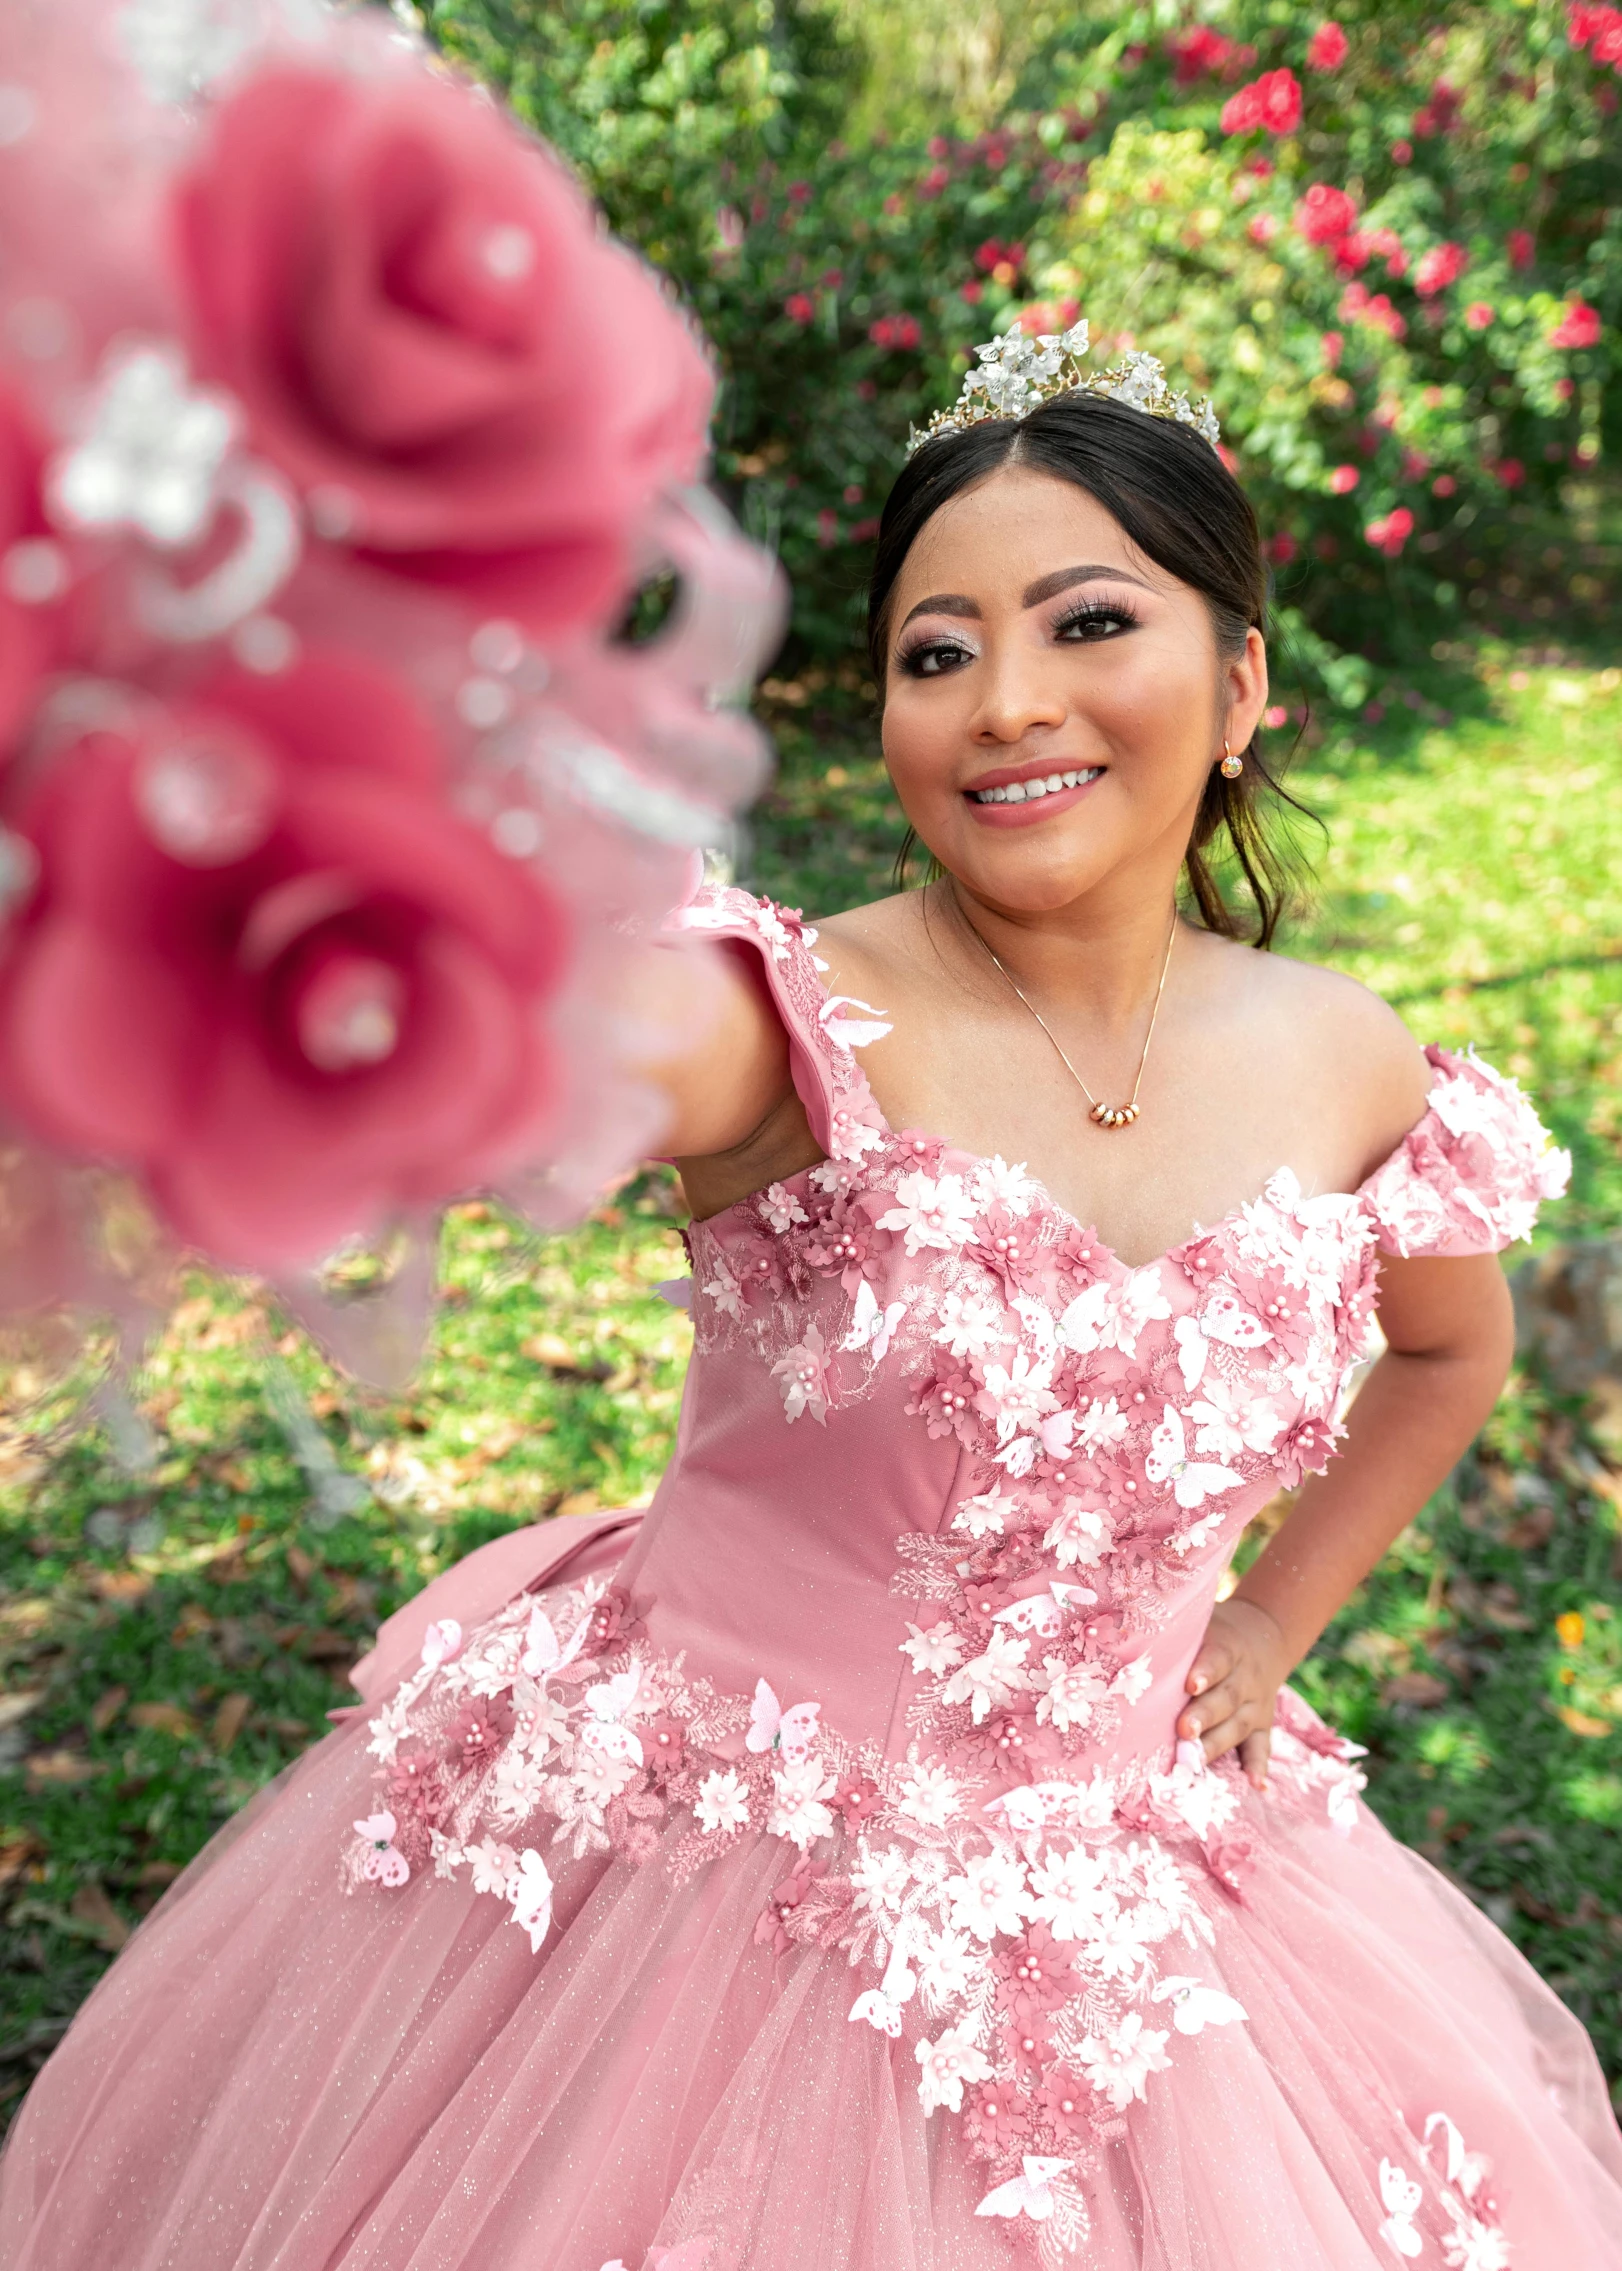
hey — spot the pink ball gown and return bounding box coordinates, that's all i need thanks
[2,883,1619,2271]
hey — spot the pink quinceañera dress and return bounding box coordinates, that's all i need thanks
[2,884,1620,2271]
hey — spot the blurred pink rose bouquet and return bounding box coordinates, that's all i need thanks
[0,0,780,1385]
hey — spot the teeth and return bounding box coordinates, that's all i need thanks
[969,768,1099,806]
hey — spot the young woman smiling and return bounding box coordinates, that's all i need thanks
[6,367,1617,2271]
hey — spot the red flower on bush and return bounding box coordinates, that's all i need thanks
[1411,80,1463,137]
[0,652,568,1269]
[1328,464,1360,493]
[1296,182,1358,244]
[1339,282,1407,340]
[1247,213,1280,244]
[784,293,816,325]
[868,313,921,351]
[1220,68,1304,135]
[1265,532,1298,564]
[1307,22,1349,69]
[1464,301,1495,331]
[1413,242,1468,297]
[174,65,711,640]
[1549,299,1602,348]
[1321,330,1344,367]
[1569,3,1622,65]
[1364,505,1414,556]
[1432,473,1458,497]
[974,238,1025,274]
[1168,26,1235,83]
[1491,458,1526,488]
[1507,228,1535,270]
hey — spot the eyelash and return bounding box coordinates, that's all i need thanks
[1052,595,1141,641]
[895,594,1141,678]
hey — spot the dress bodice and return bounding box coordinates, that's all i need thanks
[608,885,1569,1789]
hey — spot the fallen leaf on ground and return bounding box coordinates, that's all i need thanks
[128,1701,198,1739]
[0,1830,44,1885]
[135,1860,183,1887]
[211,1693,252,1750]
[520,1333,610,1379]
[1556,1705,1613,1738]
[1384,1671,1450,1708]
[86,1570,152,1605]
[89,1685,129,1733]
[25,1750,98,1787]
[0,1689,45,1732]
[69,1883,130,1951]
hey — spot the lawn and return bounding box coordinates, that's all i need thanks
[2,654,1620,2128]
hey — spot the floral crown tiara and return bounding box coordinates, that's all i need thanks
[906,319,1222,459]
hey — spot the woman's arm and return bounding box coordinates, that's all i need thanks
[1177,1247,1517,1787]
[620,937,822,1210]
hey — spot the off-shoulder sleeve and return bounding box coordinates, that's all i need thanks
[1358,1045,1571,1259]
[664,881,890,1157]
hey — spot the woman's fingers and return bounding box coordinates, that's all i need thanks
[1178,1673,1241,1741]
[1184,1636,1234,1697]
[1238,1725,1272,1792]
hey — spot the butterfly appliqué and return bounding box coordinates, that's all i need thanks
[1144,1405,1245,1510]
[1171,1292,1271,1391]
[744,1679,822,1761]
[847,1932,918,2036]
[579,1664,645,1764]
[521,1601,588,1680]
[974,2155,1071,2221]
[842,1279,907,1364]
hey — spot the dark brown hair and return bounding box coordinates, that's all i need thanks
[868,388,1307,947]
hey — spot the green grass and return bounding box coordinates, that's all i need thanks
[2,656,1621,2126]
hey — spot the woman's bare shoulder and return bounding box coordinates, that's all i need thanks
[811,891,931,988]
[1203,934,1434,1166]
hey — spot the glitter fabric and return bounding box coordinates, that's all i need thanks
[2,887,1619,2271]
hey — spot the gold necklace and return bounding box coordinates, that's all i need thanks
[955,893,1179,1131]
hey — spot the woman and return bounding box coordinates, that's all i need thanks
[2,336,1619,2271]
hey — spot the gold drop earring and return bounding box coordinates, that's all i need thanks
[1219,738,1243,779]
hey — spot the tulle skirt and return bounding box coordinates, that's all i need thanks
[2,1517,1620,2271]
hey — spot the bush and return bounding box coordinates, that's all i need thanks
[414,2,1620,708]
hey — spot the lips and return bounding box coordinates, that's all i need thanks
[966,765,1102,807]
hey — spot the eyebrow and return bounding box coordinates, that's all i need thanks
[897,562,1154,634]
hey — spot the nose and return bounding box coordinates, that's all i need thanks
[968,637,1068,746]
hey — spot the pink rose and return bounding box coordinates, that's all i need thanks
[0,651,568,1269]
[173,66,712,636]
[0,383,69,752]
[1306,22,1348,70]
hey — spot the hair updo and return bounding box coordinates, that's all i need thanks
[867,389,1304,947]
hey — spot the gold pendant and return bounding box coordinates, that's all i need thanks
[1089,1102,1140,1130]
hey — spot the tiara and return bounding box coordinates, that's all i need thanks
[905,320,1222,458]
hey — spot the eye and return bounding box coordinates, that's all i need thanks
[1053,595,1141,642]
[896,634,977,679]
